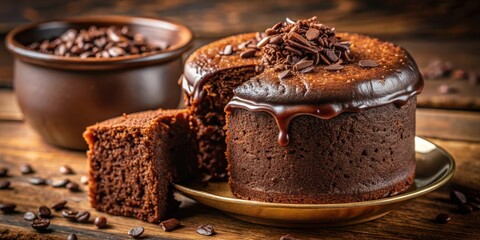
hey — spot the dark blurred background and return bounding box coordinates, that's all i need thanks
[1,0,479,109]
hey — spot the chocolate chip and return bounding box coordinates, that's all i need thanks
[324,64,344,71]
[128,226,144,238]
[305,28,320,41]
[61,209,78,220]
[256,37,271,48]
[358,59,379,68]
[159,218,180,231]
[75,210,90,223]
[31,218,50,231]
[24,211,37,221]
[0,180,10,189]
[240,49,256,58]
[0,203,16,213]
[196,224,215,236]
[20,164,34,174]
[94,216,107,228]
[278,69,293,80]
[59,165,74,175]
[51,200,67,211]
[238,40,251,50]
[293,59,313,71]
[269,36,283,45]
[220,45,233,56]
[67,233,78,240]
[325,49,339,62]
[51,179,70,188]
[300,66,315,73]
[0,167,8,177]
[29,177,47,186]
[66,182,80,192]
[80,175,89,185]
[280,234,299,240]
[38,206,51,218]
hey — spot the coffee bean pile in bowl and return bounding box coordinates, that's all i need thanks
[26,25,168,59]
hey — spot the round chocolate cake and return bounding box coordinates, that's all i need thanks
[226,17,423,203]
[183,16,423,203]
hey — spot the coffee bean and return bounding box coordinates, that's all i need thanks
[27,25,166,58]
[38,206,51,218]
[80,175,89,185]
[128,226,144,238]
[278,69,293,80]
[66,182,80,192]
[0,167,8,177]
[24,211,37,221]
[31,218,50,231]
[75,210,90,223]
[62,209,78,221]
[59,165,74,175]
[280,234,299,240]
[438,84,456,94]
[67,233,78,240]
[468,201,480,211]
[94,216,107,228]
[29,177,47,186]
[0,203,16,213]
[324,64,344,71]
[458,203,473,214]
[358,59,379,68]
[159,218,180,231]
[20,164,34,174]
[435,213,451,223]
[240,49,256,58]
[450,190,468,204]
[51,200,67,211]
[51,179,70,188]
[196,224,215,236]
[0,180,10,189]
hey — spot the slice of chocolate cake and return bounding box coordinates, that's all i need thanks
[83,109,197,223]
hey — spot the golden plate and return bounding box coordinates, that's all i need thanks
[174,137,455,227]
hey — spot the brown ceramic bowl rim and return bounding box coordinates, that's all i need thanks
[5,15,193,70]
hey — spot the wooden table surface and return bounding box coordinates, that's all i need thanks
[1,1,480,239]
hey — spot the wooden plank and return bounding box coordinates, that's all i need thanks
[0,121,479,239]
[416,108,480,142]
[0,90,22,121]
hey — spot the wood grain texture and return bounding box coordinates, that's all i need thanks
[0,120,479,239]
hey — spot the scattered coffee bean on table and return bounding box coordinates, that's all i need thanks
[196,224,215,236]
[436,213,451,224]
[94,216,107,228]
[450,190,468,204]
[31,218,50,231]
[51,200,68,211]
[24,211,37,221]
[80,175,89,185]
[0,167,8,177]
[0,203,16,213]
[0,180,10,189]
[28,177,47,185]
[27,25,168,59]
[51,179,70,188]
[59,165,74,175]
[159,218,180,231]
[67,233,78,240]
[75,210,90,223]
[20,164,34,174]
[62,209,78,221]
[458,203,474,214]
[66,182,80,192]
[38,206,51,218]
[128,226,144,238]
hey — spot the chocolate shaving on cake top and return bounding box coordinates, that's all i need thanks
[258,16,353,79]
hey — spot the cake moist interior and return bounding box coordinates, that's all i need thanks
[188,66,259,180]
